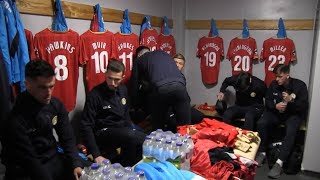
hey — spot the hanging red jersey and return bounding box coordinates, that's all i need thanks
[34,28,80,112]
[197,36,224,84]
[227,37,258,76]
[140,28,158,51]
[157,33,176,56]
[260,37,296,87]
[80,30,113,92]
[111,32,139,84]
[24,29,36,60]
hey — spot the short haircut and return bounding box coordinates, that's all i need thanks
[273,64,290,74]
[236,72,251,91]
[107,59,125,74]
[136,46,150,55]
[173,53,185,62]
[25,60,55,80]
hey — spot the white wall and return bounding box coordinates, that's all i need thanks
[185,0,316,105]
[20,0,173,139]
[302,0,320,173]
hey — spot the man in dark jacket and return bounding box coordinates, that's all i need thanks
[130,50,191,131]
[80,60,146,166]
[2,60,83,180]
[255,64,308,179]
[217,72,266,130]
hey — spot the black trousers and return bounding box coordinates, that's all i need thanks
[149,83,191,131]
[222,105,263,131]
[95,127,146,166]
[5,154,74,180]
[257,111,304,162]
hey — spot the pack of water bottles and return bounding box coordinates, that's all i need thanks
[80,159,146,180]
[142,129,194,170]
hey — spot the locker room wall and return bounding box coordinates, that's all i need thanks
[302,0,320,173]
[184,0,316,105]
[19,0,175,139]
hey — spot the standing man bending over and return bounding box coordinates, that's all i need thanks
[80,60,146,166]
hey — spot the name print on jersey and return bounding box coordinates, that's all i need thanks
[46,41,75,54]
[232,44,253,56]
[117,42,135,51]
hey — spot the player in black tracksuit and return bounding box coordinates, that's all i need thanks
[1,60,83,180]
[80,60,146,166]
[256,64,308,178]
[218,72,266,130]
[130,50,191,131]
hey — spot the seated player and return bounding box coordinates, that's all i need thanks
[217,72,266,130]
[80,60,146,166]
[255,64,308,179]
[2,60,83,180]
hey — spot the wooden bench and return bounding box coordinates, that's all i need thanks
[194,104,307,131]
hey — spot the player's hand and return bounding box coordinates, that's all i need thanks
[275,102,287,112]
[217,92,225,101]
[94,156,107,164]
[282,92,293,102]
[73,167,83,180]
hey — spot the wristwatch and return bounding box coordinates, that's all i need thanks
[290,93,296,102]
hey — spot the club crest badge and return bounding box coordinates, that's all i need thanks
[121,98,126,105]
[52,115,58,125]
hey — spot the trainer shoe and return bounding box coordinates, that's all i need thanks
[255,152,266,167]
[268,163,283,179]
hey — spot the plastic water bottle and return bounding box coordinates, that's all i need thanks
[185,135,194,158]
[171,142,186,169]
[98,168,112,180]
[142,136,154,162]
[136,171,146,180]
[101,159,111,171]
[152,138,163,161]
[88,163,100,180]
[155,129,163,138]
[182,139,191,170]
[109,163,123,177]
[114,172,125,179]
[160,134,167,143]
[171,136,178,145]
[162,139,173,161]
[149,132,157,140]
[123,167,135,179]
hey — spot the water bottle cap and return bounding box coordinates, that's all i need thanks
[155,138,162,142]
[113,163,122,168]
[102,168,110,174]
[146,135,152,139]
[156,129,163,132]
[166,139,172,144]
[150,132,156,136]
[90,163,99,170]
[161,134,166,138]
[115,172,124,179]
[165,130,172,134]
[185,135,191,139]
[136,170,145,176]
[128,177,137,180]
[124,166,132,172]
[176,142,183,146]
[171,137,177,140]
[102,159,110,165]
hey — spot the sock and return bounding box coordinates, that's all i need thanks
[276,159,283,167]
